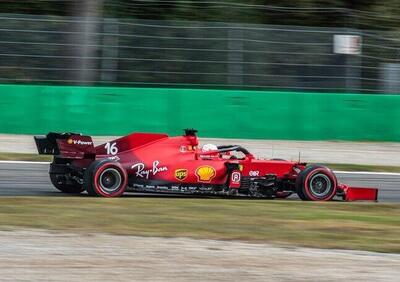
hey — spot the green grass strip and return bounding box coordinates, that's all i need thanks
[0,197,399,253]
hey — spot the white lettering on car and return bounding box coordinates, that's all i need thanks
[68,139,93,146]
[249,170,260,177]
[131,161,168,179]
[108,156,120,161]
[105,142,118,155]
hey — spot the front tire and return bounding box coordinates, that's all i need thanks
[84,160,128,197]
[296,165,337,201]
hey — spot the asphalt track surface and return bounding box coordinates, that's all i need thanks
[0,162,400,202]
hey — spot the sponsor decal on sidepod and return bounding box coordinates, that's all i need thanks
[231,171,241,184]
[131,161,168,179]
[175,169,188,181]
[195,165,216,182]
[249,170,260,177]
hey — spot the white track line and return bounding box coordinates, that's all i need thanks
[0,160,50,165]
[334,170,400,176]
[0,160,400,176]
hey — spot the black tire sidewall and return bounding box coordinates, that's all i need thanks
[84,159,127,197]
[296,165,337,201]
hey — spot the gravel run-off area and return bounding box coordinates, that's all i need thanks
[0,229,399,282]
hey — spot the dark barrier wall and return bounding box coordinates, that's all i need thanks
[1,84,400,141]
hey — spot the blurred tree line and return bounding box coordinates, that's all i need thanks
[0,0,399,30]
[0,0,398,90]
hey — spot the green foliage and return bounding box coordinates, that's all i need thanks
[0,1,397,29]
[0,1,70,16]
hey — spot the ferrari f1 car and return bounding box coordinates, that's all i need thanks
[34,129,378,201]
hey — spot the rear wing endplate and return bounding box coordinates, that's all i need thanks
[34,132,95,159]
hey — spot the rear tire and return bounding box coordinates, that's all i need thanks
[296,165,337,201]
[50,174,84,194]
[84,159,127,197]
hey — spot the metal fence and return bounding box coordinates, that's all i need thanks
[0,14,399,93]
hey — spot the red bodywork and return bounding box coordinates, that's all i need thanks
[35,130,378,201]
[92,132,302,189]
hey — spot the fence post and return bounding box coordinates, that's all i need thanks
[227,26,244,86]
[100,19,119,82]
[66,0,104,85]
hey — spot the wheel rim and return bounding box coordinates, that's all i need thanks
[99,168,122,193]
[309,173,332,198]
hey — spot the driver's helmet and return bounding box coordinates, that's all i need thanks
[201,143,218,152]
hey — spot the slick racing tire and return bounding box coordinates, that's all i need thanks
[295,165,337,201]
[50,174,84,194]
[84,160,128,197]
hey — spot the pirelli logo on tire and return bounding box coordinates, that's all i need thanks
[175,169,188,181]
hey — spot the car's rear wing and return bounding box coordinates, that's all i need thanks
[34,132,96,159]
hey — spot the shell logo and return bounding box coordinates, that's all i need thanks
[195,165,216,182]
[67,138,73,145]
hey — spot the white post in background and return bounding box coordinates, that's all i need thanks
[227,27,244,86]
[67,0,104,85]
[381,63,400,94]
[100,19,119,83]
[333,34,362,92]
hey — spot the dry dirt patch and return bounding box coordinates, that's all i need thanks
[0,229,399,282]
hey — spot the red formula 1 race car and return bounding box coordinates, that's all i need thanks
[34,129,378,201]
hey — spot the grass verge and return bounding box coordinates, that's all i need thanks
[0,197,399,253]
[322,163,400,173]
[0,152,52,162]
